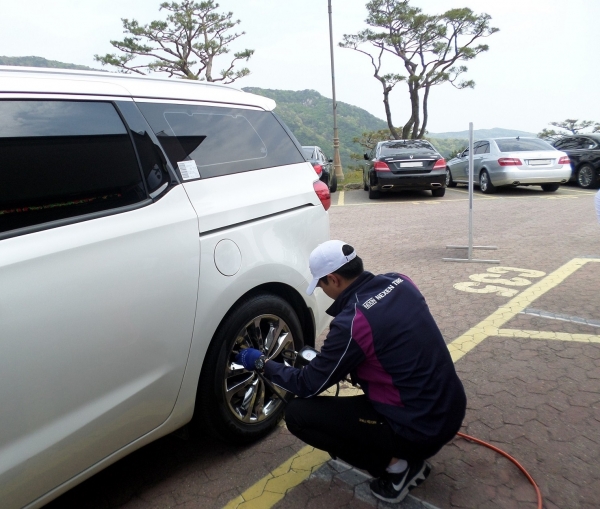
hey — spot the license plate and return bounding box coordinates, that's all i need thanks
[399,162,423,168]
[528,159,551,166]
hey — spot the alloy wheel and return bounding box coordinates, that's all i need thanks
[225,314,294,423]
[578,166,594,188]
[480,172,488,192]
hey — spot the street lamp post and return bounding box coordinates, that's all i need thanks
[328,0,344,181]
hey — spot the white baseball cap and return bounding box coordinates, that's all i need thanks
[306,240,357,295]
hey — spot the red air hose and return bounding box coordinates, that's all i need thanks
[456,432,543,509]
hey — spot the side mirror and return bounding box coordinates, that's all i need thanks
[364,153,369,161]
[328,158,333,163]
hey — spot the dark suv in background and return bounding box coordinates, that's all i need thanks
[553,134,600,189]
[302,145,337,192]
[363,139,446,199]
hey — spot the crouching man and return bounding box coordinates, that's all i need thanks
[236,240,466,503]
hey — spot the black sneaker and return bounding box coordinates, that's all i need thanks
[370,460,431,503]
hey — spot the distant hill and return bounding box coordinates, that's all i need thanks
[242,88,388,170]
[428,127,536,140]
[0,55,99,71]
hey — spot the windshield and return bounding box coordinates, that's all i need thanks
[495,138,554,152]
[302,147,315,159]
[380,140,435,156]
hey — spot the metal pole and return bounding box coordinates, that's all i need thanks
[468,122,474,260]
[328,0,344,181]
[443,122,499,263]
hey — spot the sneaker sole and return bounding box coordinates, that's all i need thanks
[371,462,432,504]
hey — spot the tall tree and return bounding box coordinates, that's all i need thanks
[95,0,253,83]
[341,0,498,139]
[538,119,600,142]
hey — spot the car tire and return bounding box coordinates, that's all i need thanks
[541,183,559,192]
[431,187,446,197]
[576,164,598,189]
[479,170,496,194]
[329,173,338,193]
[368,184,380,199]
[194,293,303,444]
[445,168,457,188]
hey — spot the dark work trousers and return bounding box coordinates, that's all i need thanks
[285,395,451,478]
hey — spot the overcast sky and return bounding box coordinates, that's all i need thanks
[1,0,598,134]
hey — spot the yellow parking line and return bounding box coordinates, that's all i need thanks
[224,257,600,508]
[561,187,597,195]
[337,190,345,206]
[497,329,600,343]
[447,258,599,362]
[223,445,330,509]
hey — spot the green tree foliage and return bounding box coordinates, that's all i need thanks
[538,119,600,143]
[244,88,388,172]
[341,0,498,139]
[95,0,253,83]
[427,137,466,159]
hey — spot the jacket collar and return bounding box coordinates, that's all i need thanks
[326,271,374,317]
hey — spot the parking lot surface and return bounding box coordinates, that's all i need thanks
[47,185,600,509]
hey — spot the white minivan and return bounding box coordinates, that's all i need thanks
[0,67,331,508]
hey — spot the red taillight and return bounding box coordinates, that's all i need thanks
[433,158,446,169]
[313,180,331,211]
[373,161,390,171]
[558,156,570,165]
[498,158,522,166]
[312,164,323,175]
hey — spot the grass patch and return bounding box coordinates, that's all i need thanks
[341,170,363,185]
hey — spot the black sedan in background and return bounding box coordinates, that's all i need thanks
[363,140,446,199]
[553,134,600,189]
[302,145,337,192]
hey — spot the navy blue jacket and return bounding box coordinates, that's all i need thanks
[264,271,467,441]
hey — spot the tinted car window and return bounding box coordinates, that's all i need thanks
[580,138,598,149]
[0,100,146,236]
[495,138,554,152]
[379,140,436,156]
[302,147,315,159]
[137,103,304,179]
[475,142,490,154]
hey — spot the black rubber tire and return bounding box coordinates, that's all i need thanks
[329,173,338,193]
[576,164,598,189]
[194,293,303,444]
[541,183,559,192]
[445,168,457,188]
[368,184,380,199]
[431,187,446,197]
[479,170,496,194]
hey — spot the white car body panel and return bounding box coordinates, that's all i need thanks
[0,187,200,508]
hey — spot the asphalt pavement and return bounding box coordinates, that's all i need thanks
[47,184,600,509]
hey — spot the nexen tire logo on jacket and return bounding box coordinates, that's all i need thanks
[362,277,403,309]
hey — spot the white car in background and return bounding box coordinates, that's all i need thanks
[0,67,331,509]
[445,137,571,193]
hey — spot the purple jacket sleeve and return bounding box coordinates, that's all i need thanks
[264,319,365,398]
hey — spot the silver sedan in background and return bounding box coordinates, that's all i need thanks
[445,137,571,193]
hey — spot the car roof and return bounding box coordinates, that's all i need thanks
[0,66,276,111]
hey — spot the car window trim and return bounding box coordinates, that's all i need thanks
[0,199,153,242]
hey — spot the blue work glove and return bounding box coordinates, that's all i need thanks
[235,348,263,371]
